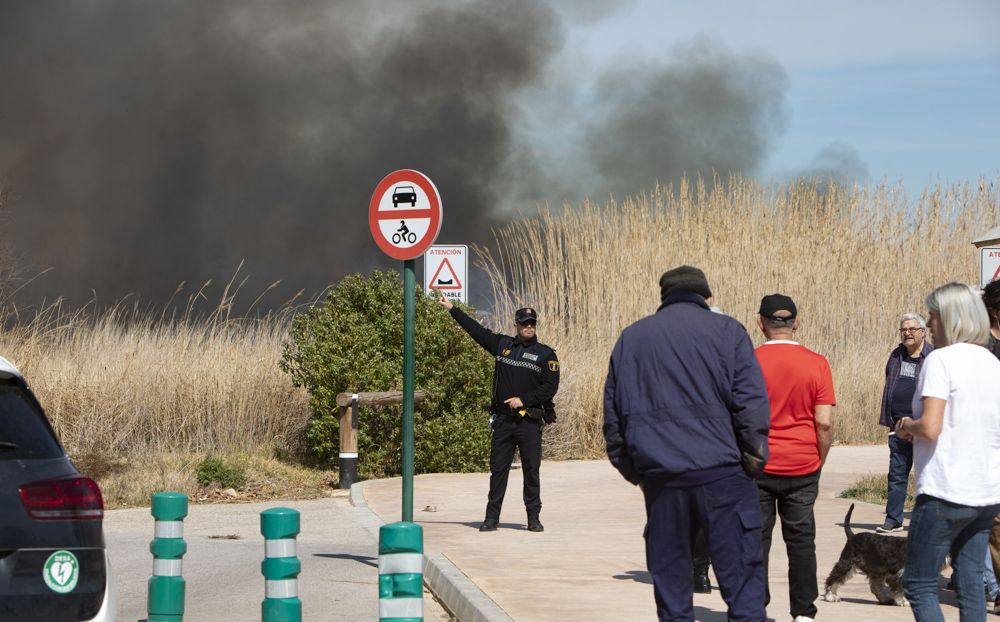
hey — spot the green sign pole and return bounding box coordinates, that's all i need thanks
[402,258,415,523]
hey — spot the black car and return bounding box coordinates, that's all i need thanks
[0,356,114,621]
[392,185,417,207]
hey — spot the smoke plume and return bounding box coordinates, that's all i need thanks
[581,37,789,200]
[0,3,791,310]
[796,142,871,190]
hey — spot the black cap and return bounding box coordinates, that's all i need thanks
[515,307,537,323]
[659,265,712,301]
[758,294,797,320]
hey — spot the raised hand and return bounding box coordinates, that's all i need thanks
[435,289,453,310]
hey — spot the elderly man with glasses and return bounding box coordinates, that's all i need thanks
[877,312,934,533]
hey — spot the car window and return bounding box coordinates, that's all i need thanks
[0,380,63,460]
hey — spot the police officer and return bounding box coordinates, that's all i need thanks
[437,292,559,533]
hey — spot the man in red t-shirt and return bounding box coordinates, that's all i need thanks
[754,294,836,622]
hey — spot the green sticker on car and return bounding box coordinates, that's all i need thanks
[43,550,79,593]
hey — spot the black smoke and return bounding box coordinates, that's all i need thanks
[580,37,789,200]
[797,142,871,190]
[0,1,564,308]
[0,3,792,310]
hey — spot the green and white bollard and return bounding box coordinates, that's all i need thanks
[378,521,423,622]
[260,507,302,622]
[148,492,188,622]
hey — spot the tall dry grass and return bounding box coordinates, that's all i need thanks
[481,176,1000,458]
[0,290,310,461]
[0,176,995,490]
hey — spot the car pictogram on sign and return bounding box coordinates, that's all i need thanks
[392,186,417,207]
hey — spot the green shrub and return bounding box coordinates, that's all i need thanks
[280,270,493,477]
[195,456,247,489]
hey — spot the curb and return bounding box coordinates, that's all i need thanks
[349,481,512,622]
[423,553,514,622]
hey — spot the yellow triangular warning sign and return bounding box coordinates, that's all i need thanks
[430,257,462,290]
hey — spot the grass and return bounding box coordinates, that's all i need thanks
[0,280,319,507]
[0,293,311,459]
[72,450,338,509]
[1,175,996,504]
[839,472,916,511]
[480,176,999,458]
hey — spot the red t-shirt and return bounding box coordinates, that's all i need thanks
[755,341,836,476]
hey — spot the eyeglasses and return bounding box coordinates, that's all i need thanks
[517,320,536,327]
[899,327,924,334]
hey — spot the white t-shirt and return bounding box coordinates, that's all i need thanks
[911,343,1000,506]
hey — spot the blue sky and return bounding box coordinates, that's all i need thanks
[557,0,1000,191]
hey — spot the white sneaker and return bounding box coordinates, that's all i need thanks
[793,617,815,622]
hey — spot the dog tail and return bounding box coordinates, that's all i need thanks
[844,503,855,539]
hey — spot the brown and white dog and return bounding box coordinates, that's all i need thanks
[822,504,909,606]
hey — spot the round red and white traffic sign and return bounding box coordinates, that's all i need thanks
[369,169,442,260]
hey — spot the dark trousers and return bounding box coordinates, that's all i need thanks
[644,471,766,622]
[757,470,820,619]
[485,414,542,520]
[885,433,913,526]
[693,526,710,570]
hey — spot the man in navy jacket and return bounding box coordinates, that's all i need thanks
[604,265,771,622]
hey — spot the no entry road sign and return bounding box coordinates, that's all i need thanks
[369,169,442,260]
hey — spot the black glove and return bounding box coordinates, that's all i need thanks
[740,451,766,480]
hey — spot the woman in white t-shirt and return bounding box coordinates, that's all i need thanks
[896,282,1000,622]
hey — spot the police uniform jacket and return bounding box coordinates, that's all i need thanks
[449,307,559,416]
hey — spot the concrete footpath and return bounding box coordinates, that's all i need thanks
[362,445,966,622]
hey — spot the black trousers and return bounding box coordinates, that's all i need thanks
[485,414,542,521]
[756,470,820,619]
[693,526,710,570]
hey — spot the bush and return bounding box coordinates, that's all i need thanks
[280,270,493,477]
[195,456,247,489]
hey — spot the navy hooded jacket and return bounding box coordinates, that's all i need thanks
[603,292,771,486]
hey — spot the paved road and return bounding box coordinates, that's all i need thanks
[363,445,965,622]
[104,491,451,621]
[104,446,966,621]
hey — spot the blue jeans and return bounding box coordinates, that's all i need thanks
[903,494,1000,622]
[885,433,912,526]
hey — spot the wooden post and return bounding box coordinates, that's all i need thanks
[339,394,359,489]
[335,392,426,490]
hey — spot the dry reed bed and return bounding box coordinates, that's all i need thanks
[482,177,999,457]
[0,302,310,459]
[0,177,994,478]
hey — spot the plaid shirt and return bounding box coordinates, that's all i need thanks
[879,340,934,428]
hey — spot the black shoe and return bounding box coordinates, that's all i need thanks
[693,566,711,594]
[479,518,499,532]
[876,520,904,533]
[527,518,544,532]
